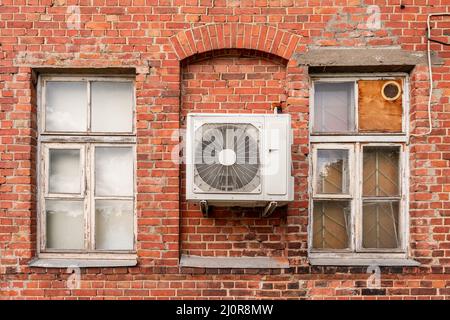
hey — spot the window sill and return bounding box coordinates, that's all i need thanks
[309,257,420,267]
[29,258,137,268]
[180,255,290,269]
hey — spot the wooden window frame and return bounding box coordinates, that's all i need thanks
[40,75,136,136]
[308,73,413,265]
[357,143,406,253]
[36,75,137,261]
[310,73,410,140]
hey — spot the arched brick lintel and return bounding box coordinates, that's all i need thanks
[170,23,301,61]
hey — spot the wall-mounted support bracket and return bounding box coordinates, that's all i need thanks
[199,200,209,217]
[261,201,278,218]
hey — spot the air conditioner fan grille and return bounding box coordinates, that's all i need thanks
[194,123,260,192]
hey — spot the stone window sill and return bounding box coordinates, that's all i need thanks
[309,258,420,267]
[29,258,137,268]
[180,255,290,269]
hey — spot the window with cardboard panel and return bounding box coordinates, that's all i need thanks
[308,74,418,266]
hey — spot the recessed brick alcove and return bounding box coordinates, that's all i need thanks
[180,49,289,262]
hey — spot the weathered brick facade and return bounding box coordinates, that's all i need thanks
[1,0,450,299]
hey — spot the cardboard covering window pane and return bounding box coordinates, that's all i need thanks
[358,79,403,132]
[313,82,355,133]
[362,201,400,249]
[363,146,400,197]
[316,149,349,194]
[313,201,350,249]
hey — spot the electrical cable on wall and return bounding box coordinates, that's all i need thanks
[411,13,450,138]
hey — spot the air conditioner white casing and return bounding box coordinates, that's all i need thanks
[186,113,294,207]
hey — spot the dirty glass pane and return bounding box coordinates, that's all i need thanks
[95,200,134,250]
[362,201,400,249]
[45,81,87,132]
[46,200,84,250]
[313,201,350,249]
[363,146,400,197]
[91,82,133,133]
[315,149,349,194]
[49,149,81,194]
[95,147,133,196]
[314,82,355,133]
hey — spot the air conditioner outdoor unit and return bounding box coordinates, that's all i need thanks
[186,113,294,217]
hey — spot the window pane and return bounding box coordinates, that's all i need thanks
[95,200,134,250]
[49,149,81,194]
[363,146,399,197]
[46,200,84,250]
[362,201,400,249]
[313,201,350,249]
[315,149,349,194]
[314,82,355,133]
[358,80,403,132]
[91,82,133,132]
[95,147,133,196]
[45,81,87,132]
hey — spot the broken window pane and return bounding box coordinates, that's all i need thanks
[313,201,350,249]
[46,200,84,250]
[315,149,349,194]
[362,201,400,249]
[95,147,133,196]
[91,82,133,133]
[45,81,87,132]
[314,82,355,133]
[363,146,399,197]
[49,149,81,194]
[95,200,134,250]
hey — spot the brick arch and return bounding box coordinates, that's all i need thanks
[170,23,301,61]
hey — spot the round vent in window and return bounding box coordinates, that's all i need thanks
[381,81,402,101]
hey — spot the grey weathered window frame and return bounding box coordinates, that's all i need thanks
[33,75,137,266]
[308,73,419,267]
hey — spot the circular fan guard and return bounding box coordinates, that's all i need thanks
[194,124,260,192]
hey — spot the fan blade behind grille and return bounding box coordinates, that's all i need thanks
[194,123,260,193]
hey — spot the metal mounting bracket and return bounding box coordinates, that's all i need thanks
[199,200,209,217]
[261,201,278,218]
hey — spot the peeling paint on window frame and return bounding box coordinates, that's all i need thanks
[36,75,137,261]
[307,73,412,265]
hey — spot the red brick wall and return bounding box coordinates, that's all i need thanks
[1,1,450,299]
[181,50,287,115]
[180,49,288,258]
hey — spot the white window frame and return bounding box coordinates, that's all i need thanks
[310,73,410,142]
[36,75,137,261]
[308,73,414,265]
[40,75,136,136]
[312,143,355,199]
